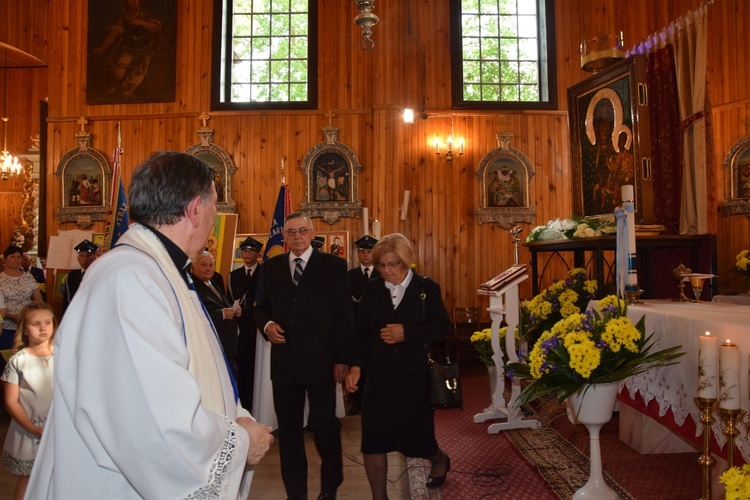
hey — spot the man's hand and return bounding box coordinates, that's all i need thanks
[333,364,349,384]
[266,322,286,344]
[237,417,274,466]
[345,366,360,393]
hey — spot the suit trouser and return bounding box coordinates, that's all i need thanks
[273,378,343,498]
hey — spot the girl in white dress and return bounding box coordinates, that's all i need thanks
[1,303,57,500]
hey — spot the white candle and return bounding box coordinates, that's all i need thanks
[362,207,369,236]
[720,340,741,410]
[698,331,719,399]
[372,220,381,240]
[621,184,638,289]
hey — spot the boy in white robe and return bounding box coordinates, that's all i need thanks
[26,151,274,499]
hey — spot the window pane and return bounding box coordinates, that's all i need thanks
[452,0,554,108]
[218,0,314,107]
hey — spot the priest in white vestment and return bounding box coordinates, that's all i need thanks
[26,151,274,499]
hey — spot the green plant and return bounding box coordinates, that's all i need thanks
[507,295,685,405]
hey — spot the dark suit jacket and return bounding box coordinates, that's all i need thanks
[62,269,84,315]
[191,274,239,358]
[227,264,261,333]
[26,266,45,285]
[253,250,355,385]
[348,266,380,302]
[353,272,451,376]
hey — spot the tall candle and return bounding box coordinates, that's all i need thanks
[362,207,369,236]
[621,184,638,290]
[372,220,381,240]
[720,340,741,410]
[698,331,719,399]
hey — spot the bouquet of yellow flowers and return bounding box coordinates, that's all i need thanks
[523,267,598,346]
[470,326,519,367]
[736,250,750,278]
[507,295,684,405]
[721,464,750,500]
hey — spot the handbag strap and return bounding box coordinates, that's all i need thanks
[420,276,453,363]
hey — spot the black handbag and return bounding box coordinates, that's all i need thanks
[420,277,463,410]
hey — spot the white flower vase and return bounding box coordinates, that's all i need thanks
[566,382,621,500]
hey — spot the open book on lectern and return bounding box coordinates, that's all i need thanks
[478,264,528,292]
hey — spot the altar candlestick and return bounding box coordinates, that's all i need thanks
[698,332,719,399]
[720,340,741,410]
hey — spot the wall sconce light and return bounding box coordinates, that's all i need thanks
[353,0,379,51]
[403,108,414,124]
[431,115,463,162]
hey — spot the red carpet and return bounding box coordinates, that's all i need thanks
[432,358,702,499]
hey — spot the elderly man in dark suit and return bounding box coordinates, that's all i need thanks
[345,234,379,416]
[227,236,263,410]
[191,250,241,364]
[254,212,354,500]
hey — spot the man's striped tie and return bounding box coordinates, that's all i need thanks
[293,257,304,285]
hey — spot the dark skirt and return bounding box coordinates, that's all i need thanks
[361,369,439,458]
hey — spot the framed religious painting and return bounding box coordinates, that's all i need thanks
[55,126,112,228]
[317,231,350,266]
[475,132,536,229]
[720,136,750,215]
[86,0,177,104]
[568,55,653,223]
[299,125,363,224]
[185,113,238,213]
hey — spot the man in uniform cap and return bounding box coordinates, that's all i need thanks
[227,236,264,409]
[311,235,325,250]
[61,239,99,315]
[345,234,379,415]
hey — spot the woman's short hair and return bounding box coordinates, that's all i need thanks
[3,245,22,259]
[372,233,415,268]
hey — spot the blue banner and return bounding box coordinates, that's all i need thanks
[263,184,290,260]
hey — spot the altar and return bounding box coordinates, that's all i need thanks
[613,300,750,464]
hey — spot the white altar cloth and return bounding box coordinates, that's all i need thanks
[712,294,750,306]
[608,300,750,462]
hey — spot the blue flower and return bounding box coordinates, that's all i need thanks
[505,369,515,379]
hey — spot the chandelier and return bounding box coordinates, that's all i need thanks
[0,117,21,182]
[353,0,379,51]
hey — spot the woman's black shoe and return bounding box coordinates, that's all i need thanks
[425,455,450,488]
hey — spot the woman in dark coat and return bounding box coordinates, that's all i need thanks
[345,233,452,499]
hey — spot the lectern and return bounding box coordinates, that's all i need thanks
[475,270,540,433]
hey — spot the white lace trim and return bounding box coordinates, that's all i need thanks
[183,418,238,499]
[625,373,750,462]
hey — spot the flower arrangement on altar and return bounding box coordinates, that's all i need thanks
[507,295,685,405]
[526,215,616,243]
[470,326,519,367]
[523,267,598,346]
[720,464,750,500]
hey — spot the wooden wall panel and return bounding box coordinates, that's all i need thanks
[0,0,745,316]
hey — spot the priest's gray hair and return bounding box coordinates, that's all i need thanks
[129,151,215,227]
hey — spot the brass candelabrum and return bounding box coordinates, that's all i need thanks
[719,407,746,469]
[695,397,717,500]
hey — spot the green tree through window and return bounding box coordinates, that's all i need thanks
[450,0,556,110]
[212,0,317,110]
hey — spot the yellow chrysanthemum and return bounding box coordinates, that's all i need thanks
[584,280,598,294]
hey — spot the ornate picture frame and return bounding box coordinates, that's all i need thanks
[299,124,363,224]
[719,136,750,215]
[55,120,112,228]
[475,132,536,229]
[185,112,237,213]
[568,55,652,222]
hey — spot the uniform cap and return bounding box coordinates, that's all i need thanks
[74,239,99,253]
[354,235,378,249]
[239,236,263,251]
[311,235,325,250]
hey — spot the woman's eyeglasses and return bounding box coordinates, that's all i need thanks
[376,261,402,270]
[284,227,311,236]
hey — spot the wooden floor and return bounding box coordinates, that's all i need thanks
[0,403,416,500]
